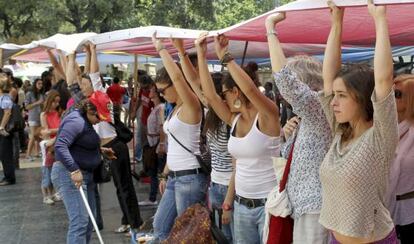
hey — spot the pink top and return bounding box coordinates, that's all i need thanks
[387,120,414,226]
[66,98,75,109]
[45,111,61,139]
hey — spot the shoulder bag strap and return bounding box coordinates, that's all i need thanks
[167,129,195,156]
[279,130,298,192]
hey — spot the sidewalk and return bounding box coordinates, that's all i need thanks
[0,157,157,244]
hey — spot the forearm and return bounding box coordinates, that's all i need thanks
[90,46,99,73]
[374,16,393,97]
[57,50,67,77]
[323,21,343,96]
[84,51,91,74]
[267,34,287,73]
[66,54,77,86]
[224,165,236,205]
[0,110,11,128]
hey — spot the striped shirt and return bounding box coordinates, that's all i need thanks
[207,122,233,186]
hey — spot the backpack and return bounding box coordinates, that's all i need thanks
[0,99,25,133]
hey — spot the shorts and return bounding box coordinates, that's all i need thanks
[41,166,53,188]
[28,121,40,127]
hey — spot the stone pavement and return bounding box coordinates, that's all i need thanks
[0,157,158,244]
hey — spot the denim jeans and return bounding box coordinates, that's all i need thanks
[233,201,265,244]
[51,162,96,244]
[209,182,233,243]
[150,173,208,243]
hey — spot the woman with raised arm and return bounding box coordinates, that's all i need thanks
[387,73,414,244]
[265,12,332,243]
[149,33,208,243]
[195,33,280,244]
[319,1,398,243]
[173,38,234,242]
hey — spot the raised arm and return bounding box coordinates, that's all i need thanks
[57,50,68,76]
[172,38,208,107]
[215,35,279,119]
[195,34,233,125]
[90,43,99,74]
[65,53,77,86]
[152,33,200,110]
[84,45,91,74]
[368,0,393,99]
[46,49,66,81]
[265,12,287,73]
[323,1,344,96]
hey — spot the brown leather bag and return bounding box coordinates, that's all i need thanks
[162,203,213,244]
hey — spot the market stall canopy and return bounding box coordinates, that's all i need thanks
[217,0,414,45]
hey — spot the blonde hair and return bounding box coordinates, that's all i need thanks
[0,73,11,93]
[286,55,323,91]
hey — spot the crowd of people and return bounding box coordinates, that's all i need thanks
[0,1,413,244]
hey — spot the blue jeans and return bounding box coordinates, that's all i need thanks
[233,201,265,244]
[151,173,208,242]
[51,162,96,244]
[209,182,233,243]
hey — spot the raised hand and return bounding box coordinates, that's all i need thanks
[214,34,229,60]
[171,38,185,54]
[194,32,208,57]
[367,0,386,19]
[265,12,286,32]
[327,0,345,23]
[152,31,165,52]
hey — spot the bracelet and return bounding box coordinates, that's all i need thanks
[222,202,233,211]
[178,52,188,60]
[71,169,81,176]
[266,30,278,36]
[220,52,234,66]
[159,142,165,145]
[158,173,167,180]
[157,46,166,52]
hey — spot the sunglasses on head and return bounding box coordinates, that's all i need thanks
[395,89,403,99]
[156,83,173,95]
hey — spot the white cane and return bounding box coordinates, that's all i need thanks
[79,187,104,244]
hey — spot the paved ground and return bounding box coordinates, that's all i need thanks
[0,157,158,244]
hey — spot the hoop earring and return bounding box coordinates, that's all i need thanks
[233,98,242,109]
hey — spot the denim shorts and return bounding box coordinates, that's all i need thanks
[41,166,53,188]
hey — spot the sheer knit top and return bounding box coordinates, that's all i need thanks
[318,89,398,240]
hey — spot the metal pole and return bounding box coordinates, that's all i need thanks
[79,188,104,244]
[241,41,249,67]
[0,49,3,68]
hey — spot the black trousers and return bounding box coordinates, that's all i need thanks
[104,139,143,228]
[0,135,15,183]
[396,222,414,244]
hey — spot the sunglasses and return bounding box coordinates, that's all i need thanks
[156,83,173,95]
[395,89,403,99]
[220,89,231,98]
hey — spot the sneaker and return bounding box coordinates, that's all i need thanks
[114,224,130,233]
[52,193,62,202]
[138,200,158,206]
[43,197,54,205]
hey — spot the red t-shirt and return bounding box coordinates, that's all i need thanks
[106,83,126,105]
[139,89,154,126]
[45,111,61,139]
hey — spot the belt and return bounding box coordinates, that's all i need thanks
[168,168,203,178]
[396,191,414,201]
[235,194,266,209]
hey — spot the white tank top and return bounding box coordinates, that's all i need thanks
[163,107,201,171]
[228,113,280,199]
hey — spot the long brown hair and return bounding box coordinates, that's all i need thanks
[203,72,224,135]
[400,77,414,123]
[335,63,375,140]
[43,90,60,113]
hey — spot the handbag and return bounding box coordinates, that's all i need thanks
[93,156,112,183]
[0,99,25,133]
[162,203,213,244]
[142,143,158,172]
[264,136,296,244]
[168,129,211,174]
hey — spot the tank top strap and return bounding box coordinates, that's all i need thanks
[230,113,242,134]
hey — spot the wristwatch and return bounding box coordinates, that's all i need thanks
[222,202,233,211]
[220,52,234,66]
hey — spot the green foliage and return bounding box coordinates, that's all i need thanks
[0,0,294,43]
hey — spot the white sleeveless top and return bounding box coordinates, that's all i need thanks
[163,107,201,171]
[228,113,280,199]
